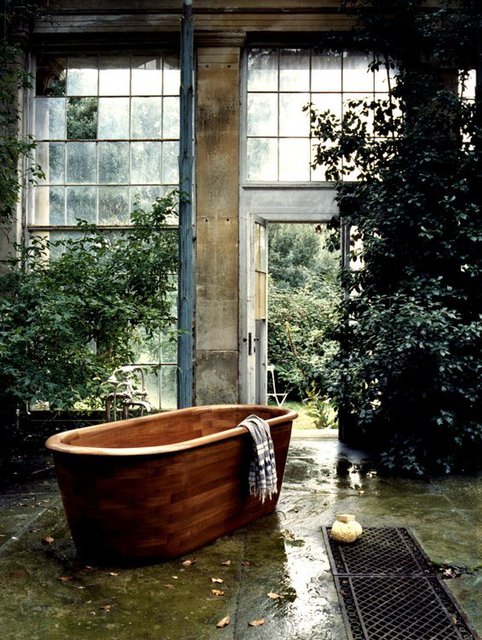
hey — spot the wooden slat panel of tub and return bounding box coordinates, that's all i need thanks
[52,419,292,562]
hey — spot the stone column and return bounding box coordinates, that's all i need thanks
[195,46,240,404]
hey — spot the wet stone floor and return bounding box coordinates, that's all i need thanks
[0,435,480,639]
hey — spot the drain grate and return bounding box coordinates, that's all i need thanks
[322,527,480,640]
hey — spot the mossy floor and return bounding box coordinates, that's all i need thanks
[0,437,480,639]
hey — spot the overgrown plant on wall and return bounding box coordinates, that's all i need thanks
[310,0,481,475]
[0,3,44,222]
[0,194,178,427]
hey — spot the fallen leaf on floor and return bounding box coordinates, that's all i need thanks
[267,592,283,600]
[216,614,230,628]
[57,576,73,583]
[211,589,225,597]
[280,529,295,541]
[41,535,55,545]
[182,558,196,567]
[211,577,224,584]
[99,604,112,612]
[221,560,231,566]
[163,584,175,589]
[248,619,265,627]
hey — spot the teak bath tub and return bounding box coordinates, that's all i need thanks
[45,404,297,563]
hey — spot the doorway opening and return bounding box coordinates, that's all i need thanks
[267,222,341,430]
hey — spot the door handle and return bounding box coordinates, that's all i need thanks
[243,332,260,355]
[243,332,254,355]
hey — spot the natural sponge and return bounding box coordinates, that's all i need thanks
[330,514,363,543]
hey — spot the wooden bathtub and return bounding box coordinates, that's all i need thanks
[45,404,297,563]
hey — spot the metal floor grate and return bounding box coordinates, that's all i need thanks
[322,527,480,640]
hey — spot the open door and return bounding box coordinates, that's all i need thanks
[241,217,268,403]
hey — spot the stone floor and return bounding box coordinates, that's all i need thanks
[0,433,480,639]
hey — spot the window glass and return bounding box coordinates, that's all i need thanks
[99,142,130,183]
[132,56,163,95]
[33,53,180,227]
[280,49,310,91]
[31,53,180,408]
[246,47,395,182]
[98,186,130,224]
[99,57,130,95]
[67,58,98,96]
[131,97,163,138]
[247,94,278,136]
[66,142,96,183]
[248,48,278,91]
[35,98,65,139]
[98,97,130,139]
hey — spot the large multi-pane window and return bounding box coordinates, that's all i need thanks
[31,54,180,409]
[246,48,396,182]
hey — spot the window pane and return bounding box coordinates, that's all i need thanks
[131,142,162,183]
[67,97,98,139]
[66,186,97,223]
[163,56,180,95]
[374,62,398,92]
[131,97,162,138]
[99,141,129,183]
[36,142,65,184]
[248,48,278,92]
[343,51,373,92]
[132,186,164,211]
[247,138,278,181]
[66,142,96,183]
[99,57,130,95]
[279,93,310,136]
[162,141,179,183]
[310,93,342,120]
[161,330,177,362]
[36,56,66,97]
[279,138,310,181]
[163,97,179,138]
[35,98,65,139]
[160,365,177,410]
[34,186,65,225]
[312,51,342,92]
[280,49,310,91]
[247,93,278,136]
[98,97,129,139]
[67,58,98,96]
[98,186,130,224]
[132,56,163,95]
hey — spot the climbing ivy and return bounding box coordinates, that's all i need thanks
[0,3,44,221]
[310,0,481,476]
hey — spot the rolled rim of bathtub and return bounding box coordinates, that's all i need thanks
[45,403,298,457]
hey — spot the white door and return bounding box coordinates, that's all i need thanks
[240,217,268,404]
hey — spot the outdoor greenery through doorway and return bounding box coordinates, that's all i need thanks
[268,223,341,430]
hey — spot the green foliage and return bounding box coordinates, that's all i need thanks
[0,193,179,417]
[267,224,341,411]
[310,0,481,475]
[0,4,44,221]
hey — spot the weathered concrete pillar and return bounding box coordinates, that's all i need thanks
[195,47,240,404]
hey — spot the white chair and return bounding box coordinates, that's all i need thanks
[266,364,289,407]
[104,365,152,421]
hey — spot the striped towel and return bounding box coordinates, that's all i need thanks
[237,414,278,503]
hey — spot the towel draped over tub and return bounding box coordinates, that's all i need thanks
[237,414,278,503]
